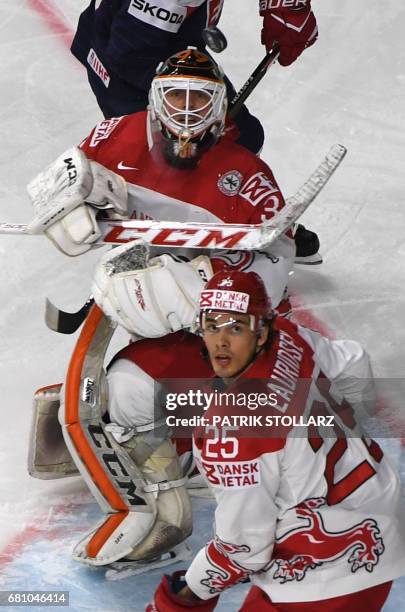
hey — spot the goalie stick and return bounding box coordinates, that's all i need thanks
[45,296,94,335]
[0,144,346,247]
[43,144,347,334]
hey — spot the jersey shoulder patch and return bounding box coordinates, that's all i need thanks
[217,170,243,196]
[89,116,124,148]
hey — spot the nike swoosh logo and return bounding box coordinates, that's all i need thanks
[117,161,139,171]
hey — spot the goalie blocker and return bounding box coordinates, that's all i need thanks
[26,146,128,256]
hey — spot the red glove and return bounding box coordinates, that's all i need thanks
[146,571,219,612]
[260,0,318,66]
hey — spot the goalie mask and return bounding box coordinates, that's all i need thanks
[149,47,227,169]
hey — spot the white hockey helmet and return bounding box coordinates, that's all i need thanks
[149,47,227,168]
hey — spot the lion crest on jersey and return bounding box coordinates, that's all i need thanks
[217,170,242,196]
[269,497,385,583]
[200,537,252,593]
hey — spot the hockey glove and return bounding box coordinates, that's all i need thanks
[260,0,318,66]
[146,571,219,611]
[92,241,211,337]
[27,147,128,256]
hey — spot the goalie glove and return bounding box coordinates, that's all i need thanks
[27,147,128,256]
[146,571,219,611]
[92,241,211,338]
[260,0,318,66]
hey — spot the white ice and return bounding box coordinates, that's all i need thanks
[0,1,404,610]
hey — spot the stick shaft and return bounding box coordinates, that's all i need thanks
[229,45,280,119]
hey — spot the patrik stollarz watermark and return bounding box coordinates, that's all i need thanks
[155,379,340,438]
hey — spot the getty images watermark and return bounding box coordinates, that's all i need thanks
[158,384,337,436]
[153,377,405,439]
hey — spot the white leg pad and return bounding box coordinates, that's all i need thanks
[73,511,156,566]
[69,434,192,566]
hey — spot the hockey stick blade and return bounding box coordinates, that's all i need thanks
[45,296,94,334]
[258,143,347,247]
[0,219,267,246]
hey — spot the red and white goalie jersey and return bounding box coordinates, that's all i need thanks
[186,318,405,602]
[80,112,294,308]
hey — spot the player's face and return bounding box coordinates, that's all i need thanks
[164,89,212,126]
[203,312,268,379]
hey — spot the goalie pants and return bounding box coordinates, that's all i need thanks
[239,581,392,611]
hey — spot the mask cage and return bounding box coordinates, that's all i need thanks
[150,76,227,141]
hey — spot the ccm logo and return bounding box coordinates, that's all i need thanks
[87,424,147,507]
[64,157,77,186]
[129,0,185,29]
[103,226,249,249]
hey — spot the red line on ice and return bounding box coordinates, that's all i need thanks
[26,0,74,49]
[291,293,334,337]
[0,503,73,571]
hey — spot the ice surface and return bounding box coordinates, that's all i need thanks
[0,1,404,610]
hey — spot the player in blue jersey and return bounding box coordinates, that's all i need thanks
[71,0,317,156]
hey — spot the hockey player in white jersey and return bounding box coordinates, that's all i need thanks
[136,269,405,611]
